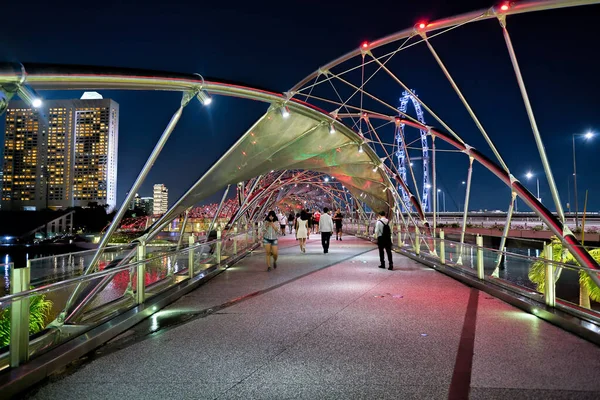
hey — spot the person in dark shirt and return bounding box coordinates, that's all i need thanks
[333,208,344,240]
[287,212,295,234]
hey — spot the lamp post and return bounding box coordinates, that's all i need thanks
[525,171,540,202]
[460,181,465,212]
[573,131,594,229]
[437,189,445,213]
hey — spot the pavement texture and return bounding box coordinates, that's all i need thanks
[26,234,600,399]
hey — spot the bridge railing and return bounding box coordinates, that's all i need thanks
[28,245,133,287]
[347,223,600,334]
[0,227,259,372]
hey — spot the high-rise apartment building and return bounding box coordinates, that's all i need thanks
[1,93,119,211]
[153,184,168,215]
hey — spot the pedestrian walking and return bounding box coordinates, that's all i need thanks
[313,209,321,234]
[287,212,295,234]
[333,208,344,240]
[294,212,301,240]
[374,211,393,270]
[263,211,280,271]
[296,210,309,253]
[319,207,334,254]
[278,212,287,236]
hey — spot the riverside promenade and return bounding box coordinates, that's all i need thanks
[25,235,600,400]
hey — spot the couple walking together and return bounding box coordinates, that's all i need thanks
[295,207,334,253]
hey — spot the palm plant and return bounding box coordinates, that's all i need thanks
[0,293,53,347]
[529,236,600,308]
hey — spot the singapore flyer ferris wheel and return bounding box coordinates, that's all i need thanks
[395,90,430,212]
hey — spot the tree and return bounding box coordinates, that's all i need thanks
[529,236,600,308]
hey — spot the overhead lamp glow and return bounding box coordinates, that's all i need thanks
[324,177,330,182]
[585,131,594,140]
[281,106,291,118]
[358,144,364,153]
[329,123,336,134]
[525,171,533,180]
[372,166,378,172]
[196,90,212,106]
[17,84,43,108]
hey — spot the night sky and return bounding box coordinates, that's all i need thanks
[1,0,599,212]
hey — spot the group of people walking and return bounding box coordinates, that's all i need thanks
[262,208,393,272]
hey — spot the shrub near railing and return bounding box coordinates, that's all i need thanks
[0,292,53,347]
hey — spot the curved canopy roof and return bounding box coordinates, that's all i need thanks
[150,103,395,235]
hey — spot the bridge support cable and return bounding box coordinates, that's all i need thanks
[204,185,231,243]
[366,53,466,146]
[365,118,420,208]
[176,208,191,252]
[331,74,411,118]
[493,191,518,275]
[57,93,195,325]
[421,34,510,173]
[457,156,474,266]
[290,18,483,96]
[326,78,359,128]
[498,15,565,223]
[302,36,415,128]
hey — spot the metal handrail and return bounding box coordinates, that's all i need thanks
[419,234,600,275]
[348,224,600,276]
[0,239,218,305]
[28,244,131,264]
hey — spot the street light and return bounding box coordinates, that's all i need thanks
[573,131,595,228]
[437,189,445,213]
[525,171,540,202]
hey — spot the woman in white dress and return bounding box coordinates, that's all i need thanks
[295,210,309,253]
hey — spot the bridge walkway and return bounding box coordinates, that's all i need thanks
[26,235,600,399]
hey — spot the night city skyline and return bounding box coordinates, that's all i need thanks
[4,2,600,398]
[1,0,599,212]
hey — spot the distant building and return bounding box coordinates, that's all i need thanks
[153,184,168,215]
[1,93,119,211]
[128,193,141,211]
[139,197,154,216]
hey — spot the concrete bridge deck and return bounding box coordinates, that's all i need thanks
[24,235,600,400]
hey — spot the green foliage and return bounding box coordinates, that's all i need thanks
[580,249,600,302]
[528,236,600,302]
[0,293,53,347]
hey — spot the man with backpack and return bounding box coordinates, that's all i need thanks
[374,211,393,270]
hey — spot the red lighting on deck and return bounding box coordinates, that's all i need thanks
[418,22,426,29]
[361,41,369,49]
[500,4,509,11]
